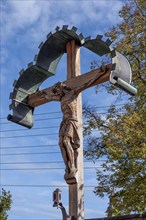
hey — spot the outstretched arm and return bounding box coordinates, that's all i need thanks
[36,90,61,102]
[74,66,108,94]
[28,65,112,108]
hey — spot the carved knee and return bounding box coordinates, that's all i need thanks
[63,136,70,147]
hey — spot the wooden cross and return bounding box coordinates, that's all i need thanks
[28,40,112,219]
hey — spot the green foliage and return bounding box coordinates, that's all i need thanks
[0,189,12,220]
[83,0,146,216]
[84,104,146,215]
[106,0,146,103]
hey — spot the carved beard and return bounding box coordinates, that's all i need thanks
[52,84,71,97]
[52,88,65,98]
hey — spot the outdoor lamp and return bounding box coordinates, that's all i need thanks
[53,188,62,207]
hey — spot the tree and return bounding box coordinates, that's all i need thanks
[83,0,146,216]
[0,189,12,220]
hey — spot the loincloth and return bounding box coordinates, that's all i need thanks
[59,118,80,149]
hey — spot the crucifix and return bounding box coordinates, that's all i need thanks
[28,40,112,219]
[8,26,136,220]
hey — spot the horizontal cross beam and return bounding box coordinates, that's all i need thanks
[28,64,112,108]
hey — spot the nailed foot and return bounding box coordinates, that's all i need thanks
[68,167,77,179]
[64,167,77,180]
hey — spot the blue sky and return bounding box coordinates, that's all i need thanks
[0,0,128,219]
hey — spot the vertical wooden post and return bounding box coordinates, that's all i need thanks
[66,40,84,219]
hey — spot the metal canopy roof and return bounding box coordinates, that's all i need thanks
[8,25,137,128]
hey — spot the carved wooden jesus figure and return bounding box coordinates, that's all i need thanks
[40,67,107,181]
[51,82,80,180]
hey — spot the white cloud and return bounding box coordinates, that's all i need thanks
[10,1,41,25]
[1,0,124,44]
[2,0,42,34]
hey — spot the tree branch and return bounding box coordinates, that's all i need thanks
[133,0,146,20]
